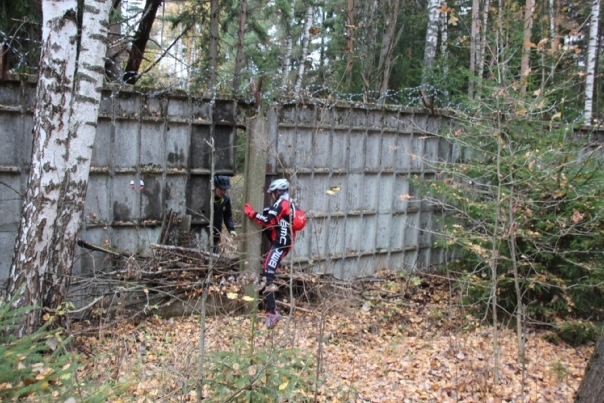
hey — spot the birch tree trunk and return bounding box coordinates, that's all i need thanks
[232,0,248,94]
[439,2,449,80]
[584,0,601,124]
[208,0,220,93]
[422,0,440,85]
[7,0,112,336]
[520,0,534,93]
[294,5,314,95]
[280,2,295,90]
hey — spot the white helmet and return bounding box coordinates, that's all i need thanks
[267,178,289,193]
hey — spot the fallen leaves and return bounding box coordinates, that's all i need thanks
[74,273,592,402]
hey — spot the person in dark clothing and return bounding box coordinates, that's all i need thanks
[243,178,298,329]
[212,176,236,254]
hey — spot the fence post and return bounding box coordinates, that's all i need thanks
[241,116,268,279]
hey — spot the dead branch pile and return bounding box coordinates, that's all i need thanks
[71,238,360,326]
[69,212,395,330]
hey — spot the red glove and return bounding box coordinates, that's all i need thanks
[244,203,256,218]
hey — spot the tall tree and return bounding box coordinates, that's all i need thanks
[232,0,248,94]
[280,0,295,89]
[208,0,220,92]
[123,0,162,84]
[7,0,112,336]
[520,0,534,93]
[584,0,601,124]
[378,0,405,103]
[476,0,490,99]
[422,0,440,84]
[293,4,314,95]
[469,0,480,98]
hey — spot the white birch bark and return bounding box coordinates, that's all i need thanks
[294,5,315,95]
[280,2,295,90]
[8,0,112,336]
[440,2,449,73]
[422,0,440,85]
[584,0,601,124]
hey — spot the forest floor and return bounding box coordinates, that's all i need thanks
[76,271,592,402]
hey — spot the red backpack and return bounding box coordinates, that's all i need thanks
[291,205,307,231]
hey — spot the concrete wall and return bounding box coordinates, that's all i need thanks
[0,77,238,280]
[265,103,450,278]
[0,77,450,282]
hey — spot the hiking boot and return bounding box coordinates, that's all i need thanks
[264,311,282,329]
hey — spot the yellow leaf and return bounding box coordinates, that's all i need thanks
[279,380,289,391]
[533,89,542,96]
[448,15,458,26]
[551,112,562,120]
[242,295,254,302]
[517,109,527,115]
[226,292,238,300]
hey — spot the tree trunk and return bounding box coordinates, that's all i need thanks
[422,0,440,85]
[469,0,479,98]
[208,0,219,93]
[576,331,604,402]
[232,0,248,94]
[584,0,601,124]
[345,0,354,86]
[123,0,162,84]
[360,0,379,96]
[439,2,449,82]
[280,1,295,90]
[7,0,112,336]
[520,0,534,93]
[476,0,490,99]
[294,5,314,95]
[378,0,403,104]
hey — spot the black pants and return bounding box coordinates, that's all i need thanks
[261,245,290,313]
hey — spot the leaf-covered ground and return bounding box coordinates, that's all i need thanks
[77,273,592,402]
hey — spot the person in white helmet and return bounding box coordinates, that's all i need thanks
[244,178,298,329]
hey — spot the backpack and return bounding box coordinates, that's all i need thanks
[291,205,307,231]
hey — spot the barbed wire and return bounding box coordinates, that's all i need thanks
[1,30,458,110]
[2,30,595,125]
